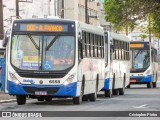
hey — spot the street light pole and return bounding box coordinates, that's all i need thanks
[0,0,4,40]
[16,0,19,19]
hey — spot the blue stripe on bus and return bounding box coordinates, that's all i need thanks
[130,74,152,83]
[8,80,77,97]
[102,78,110,90]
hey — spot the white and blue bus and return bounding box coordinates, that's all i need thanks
[4,18,105,105]
[101,32,130,97]
[129,41,158,88]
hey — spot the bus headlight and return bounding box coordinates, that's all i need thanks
[9,73,20,84]
[63,74,75,86]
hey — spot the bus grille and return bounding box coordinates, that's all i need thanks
[23,86,59,94]
[18,73,66,78]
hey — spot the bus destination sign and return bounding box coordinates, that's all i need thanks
[19,24,69,32]
[130,43,144,48]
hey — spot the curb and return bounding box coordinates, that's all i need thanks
[0,99,16,103]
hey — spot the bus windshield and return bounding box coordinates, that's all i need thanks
[11,34,75,71]
[131,49,150,70]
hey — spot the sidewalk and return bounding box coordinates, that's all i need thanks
[0,91,16,103]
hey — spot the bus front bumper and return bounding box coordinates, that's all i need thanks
[8,80,77,97]
[130,75,152,84]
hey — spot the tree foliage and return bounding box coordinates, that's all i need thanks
[104,0,160,36]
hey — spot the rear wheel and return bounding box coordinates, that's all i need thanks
[88,77,98,101]
[88,92,97,101]
[104,90,111,97]
[112,89,119,95]
[119,75,125,95]
[152,82,157,88]
[119,88,124,95]
[82,95,88,101]
[16,95,26,105]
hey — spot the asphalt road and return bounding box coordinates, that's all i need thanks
[0,76,160,119]
[0,84,160,120]
[0,84,160,111]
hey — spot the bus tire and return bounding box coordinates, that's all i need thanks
[119,88,124,95]
[119,74,126,95]
[89,76,98,101]
[82,95,88,101]
[112,89,118,95]
[152,82,157,88]
[147,82,152,88]
[73,77,84,104]
[16,95,26,105]
[45,97,52,101]
[37,97,44,101]
[104,90,111,97]
[127,84,130,88]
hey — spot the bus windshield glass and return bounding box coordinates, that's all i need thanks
[131,49,150,70]
[11,34,75,71]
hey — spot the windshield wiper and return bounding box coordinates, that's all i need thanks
[27,33,40,50]
[134,50,141,59]
[45,36,59,51]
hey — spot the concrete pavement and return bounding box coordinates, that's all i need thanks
[0,91,16,103]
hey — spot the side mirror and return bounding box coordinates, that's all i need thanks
[3,30,10,47]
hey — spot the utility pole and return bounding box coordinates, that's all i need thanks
[0,0,4,40]
[148,16,152,43]
[16,0,19,19]
[61,0,64,18]
[15,0,33,19]
[85,0,88,24]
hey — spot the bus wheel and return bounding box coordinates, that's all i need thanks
[147,82,152,88]
[82,95,88,101]
[119,88,124,95]
[89,79,98,101]
[112,89,118,95]
[73,79,84,104]
[127,84,130,88]
[73,93,83,104]
[119,75,125,95]
[104,90,111,97]
[16,95,26,105]
[37,97,44,101]
[152,82,157,88]
[45,97,52,101]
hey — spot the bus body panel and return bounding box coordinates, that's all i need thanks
[102,32,130,91]
[5,19,105,99]
[130,41,158,85]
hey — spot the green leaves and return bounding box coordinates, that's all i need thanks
[104,0,160,36]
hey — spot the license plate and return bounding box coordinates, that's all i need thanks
[130,80,136,83]
[35,91,47,95]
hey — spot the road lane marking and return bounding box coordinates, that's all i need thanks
[132,104,148,109]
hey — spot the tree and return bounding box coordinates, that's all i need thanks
[104,0,160,36]
[139,34,148,41]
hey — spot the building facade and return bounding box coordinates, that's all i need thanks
[63,0,100,26]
